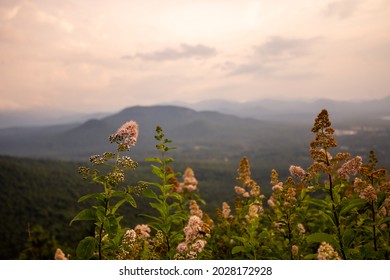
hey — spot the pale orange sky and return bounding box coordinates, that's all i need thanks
[0,0,389,113]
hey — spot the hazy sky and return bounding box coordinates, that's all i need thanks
[1,0,389,113]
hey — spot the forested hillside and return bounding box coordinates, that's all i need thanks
[0,106,389,259]
[0,155,261,259]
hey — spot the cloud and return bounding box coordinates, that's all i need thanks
[230,36,320,77]
[255,36,319,58]
[322,0,361,19]
[35,9,74,33]
[121,44,217,61]
[0,5,20,20]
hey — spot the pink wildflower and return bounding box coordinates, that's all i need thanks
[186,184,197,192]
[337,156,362,179]
[135,224,151,238]
[246,202,263,222]
[289,165,306,180]
[354,178,378,202]
[189,200,203,218]
[272,182,283,192]
[113,120,139,149]
[291,245,299,256]
[177,242,188,253]
[234,186,246,195]
[54,248,68,260]
[267,198,275,208]
[359,185,378,202]
[317,242,341,260]
[124,229,137,242]
[182,168,198,192]
[222,202,232,219]
[184,216,203,241]
[297,223,306,235]
[250,185,260,196]
[191,239,207,253]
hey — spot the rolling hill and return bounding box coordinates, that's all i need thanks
[0,104,389,259]
[0,105,311,164]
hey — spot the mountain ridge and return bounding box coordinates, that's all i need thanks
[1,96,389,128]
[0,105,310,163]
[0,103,389,169]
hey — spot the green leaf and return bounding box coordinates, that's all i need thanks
[167,213,187,224]
[111,198,126,214]
[340,199,367,215]
[300,188,307,200]
[378,216,390,226]
[232,236,247,243]
[232,246,247,255]
[96,206,106,222]
[164,183,175,193]
[143,188,159,200]
[150,202,168,217]
[303,253,318,260]
[145,157,163,164]
[363,218,375,226]
[76,236,97,259]
[165,173,175,181]
[158,223,171,234]
[168,201,179,211]
[168,192,183,203]
[306,232,338,248]
[106,214,120,237]
[318,209,337,228]
[140,181,163,189]
[333,189,341,205]
[78,192,103,202]
[139,214,164,224]
[125,193,137,208]
[164,157,174,164]
[342,229,355,248]
[308,198,331,209]
[94,175,107,185]
[111,191,136,208]
[151,164,163,177]
[70,208,97,225]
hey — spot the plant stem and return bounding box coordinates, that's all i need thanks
[286,213,293,260]
[371,201,377,252]
[98,197,109,260]
[325,149,347,260]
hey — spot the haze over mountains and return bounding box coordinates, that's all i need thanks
[0,98,389,260]
[1,96,389,129]
[0,105,310,164]
[175,95,390,125]
[0,96,389,169]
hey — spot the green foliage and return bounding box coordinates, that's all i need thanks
[18,224,59,260]
[140,126,186,258]
[67,111,390,259]
[71,121,143,259]
[2,109,389,260]
[0,156,93,259]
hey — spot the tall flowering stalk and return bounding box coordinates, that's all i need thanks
[307,109,348,259]
[71,120,142,259]
[226,157,268,259]
[268,167,310,259]
[354,151,390,258]
[140,126,187,259]
[68,110,390,260]
[175,200,213,260]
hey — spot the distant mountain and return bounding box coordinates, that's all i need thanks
[0,105,312,164]
[0,104,389,169]
[178,96,390,125]
[0,109,111,129]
